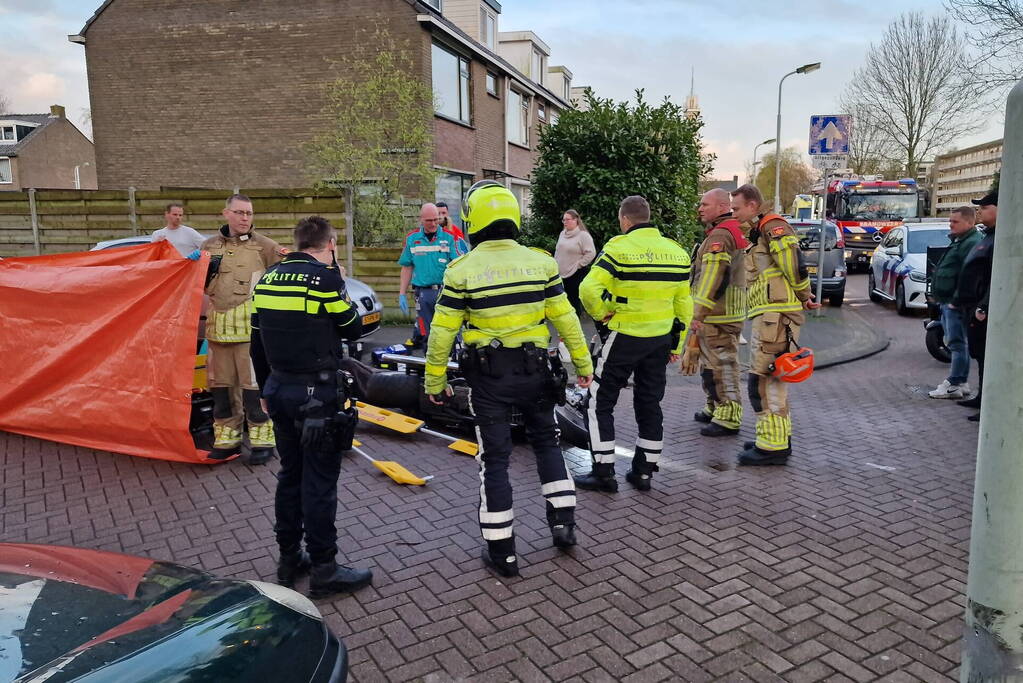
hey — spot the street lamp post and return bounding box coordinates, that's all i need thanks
[773,62,820,213]
[750,138,776,184]
[73,162,91,190]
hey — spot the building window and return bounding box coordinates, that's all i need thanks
[550,110,559,126]
[424,0,441,9]
[538,102,546,121]
[486,72,499,97]
[530,50,546,85]
[436,171,474,226]
[510,183,531,218]
[0,158,11,184]
[507,89,529,146]
[480,8,496,50]
[432,42,471,124]
[0,126,14,141]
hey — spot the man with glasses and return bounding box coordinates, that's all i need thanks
[201,194,286,463]
[397,203,462,350]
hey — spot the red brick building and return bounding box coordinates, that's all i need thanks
[0,106,97,191]
[71,0,574,216]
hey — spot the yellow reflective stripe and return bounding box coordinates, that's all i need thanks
[253,294,306,311]
[323,300,353,314]
[792,278,811,291]
[258,284,308,294]
[308,289,342,299]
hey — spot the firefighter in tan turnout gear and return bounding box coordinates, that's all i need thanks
[682,188,749,438]
[729,184,819,465]
[202,193,285,463]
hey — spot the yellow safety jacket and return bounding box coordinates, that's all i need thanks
[746,214,812,318]
[691,214,749,324]
[579,224,693,352]
[424,239,593,394]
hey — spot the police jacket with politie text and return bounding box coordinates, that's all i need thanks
[954,227,995,312]
[249,252,362,387]
[424,240,593,395]
[579,223,694,352]
[745,214,812,318]
[691,213,749,324]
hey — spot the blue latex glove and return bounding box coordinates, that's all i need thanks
[186,249,202,261]
[398,293,410,315]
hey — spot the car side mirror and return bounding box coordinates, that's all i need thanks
[884,246,901,256]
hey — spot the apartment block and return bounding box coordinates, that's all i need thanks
[71,0,574,218]
[930,139,1002,215]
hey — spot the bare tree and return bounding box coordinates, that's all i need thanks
[0,91,10,115]
[843,13,985,177]
[945,0,1023,88]
[837,92,900,175]
[754,148,816,211]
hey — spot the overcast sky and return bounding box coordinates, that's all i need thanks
[0,0,1005,180]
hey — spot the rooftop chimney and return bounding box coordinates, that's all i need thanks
[49,105,66,119]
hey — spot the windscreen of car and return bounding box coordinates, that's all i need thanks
[844,193,918,221]
[793,224,838,249]
[907,229,950,254]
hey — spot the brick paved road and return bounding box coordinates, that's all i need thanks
[0,275,977,681]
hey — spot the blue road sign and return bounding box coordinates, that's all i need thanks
[809,115,851,155]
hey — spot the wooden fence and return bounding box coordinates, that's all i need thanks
[0,187,409,311]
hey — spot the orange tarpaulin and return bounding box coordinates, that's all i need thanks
[0,241,220,464]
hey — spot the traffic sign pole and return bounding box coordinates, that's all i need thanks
[808,115,850,317]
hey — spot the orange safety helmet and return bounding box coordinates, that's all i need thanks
[769,347,814,383]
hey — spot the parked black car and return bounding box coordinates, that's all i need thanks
[792,220,846,306]
[0,543,347,682]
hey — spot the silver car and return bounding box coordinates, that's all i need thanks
[90,235,383,339]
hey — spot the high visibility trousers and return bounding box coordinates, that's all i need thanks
[411,286,440,345]
[207,341,272,444]
[698,321,743,429]
[467,362,576,555]
[585,331,671,474]
[748,311,803,451]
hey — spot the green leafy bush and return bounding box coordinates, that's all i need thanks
[525,89,712,252]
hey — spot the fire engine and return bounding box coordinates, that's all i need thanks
[811,172,924,271]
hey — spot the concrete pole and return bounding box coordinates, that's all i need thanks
[961,78,1023,681]
[127,186,138,236]
[344,185,355,276]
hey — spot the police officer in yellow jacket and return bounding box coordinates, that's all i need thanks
[425,181,594,578]
[683,188,749,437]
[573,196,693,492]
[730,184,820,465]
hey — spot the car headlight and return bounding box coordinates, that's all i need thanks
[844,250,853,259]
[247,580,322,620]
[909,270,926,283]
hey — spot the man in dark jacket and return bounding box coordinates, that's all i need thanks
[928,206,982,399]
[954,191,998,420]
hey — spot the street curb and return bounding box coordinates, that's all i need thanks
[812,306,891,369]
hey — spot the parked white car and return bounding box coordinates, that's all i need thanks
[867,222,952,315]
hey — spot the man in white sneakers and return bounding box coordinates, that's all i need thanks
[928,206,982,400]
[152,202,206,258]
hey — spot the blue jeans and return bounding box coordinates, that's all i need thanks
[941,304,970,385]
[411,286,440,344]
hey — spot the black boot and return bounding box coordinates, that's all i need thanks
[246,447,275,466]
[694,410,713,424]
[737,444,790,466]
[701,422,740,437]
[547,508,576,549]
[573,463,618,492]
[481,538,519,577]
[958,395,981,408]
[308,561,373,598]
[625,468,653,491]
[277,549,311,588]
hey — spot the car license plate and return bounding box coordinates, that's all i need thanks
[806,266,818,275]
[362,312,381,325]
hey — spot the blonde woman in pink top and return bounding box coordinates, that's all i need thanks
[554,209,597,314]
